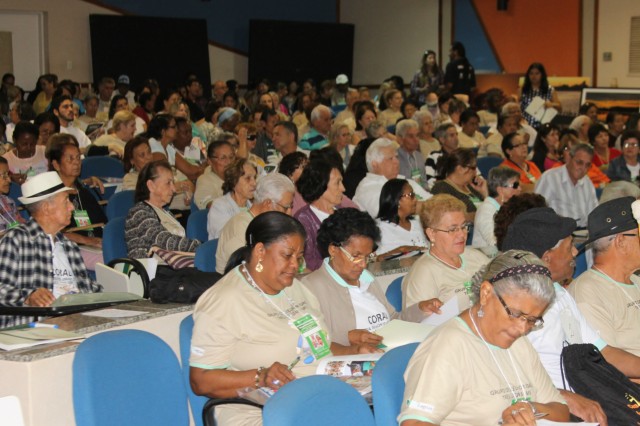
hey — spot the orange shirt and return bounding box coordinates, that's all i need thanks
[500,159,542,185]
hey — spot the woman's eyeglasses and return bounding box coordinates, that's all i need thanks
[495,292,544,327]
[501,181,520,189]
[337,245,376,265]
[400,192,416,199]
[430,223,472,234]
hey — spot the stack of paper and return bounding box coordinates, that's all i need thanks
[0,328,84,351]
[375,319,435,350]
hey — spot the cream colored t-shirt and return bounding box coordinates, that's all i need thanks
[402,247,489,311]
[569,269,640,356]
[194,166,224,209]
[457,130,487,149]
[191,267,331,426]
[215,210,253,274]
[399,318,564,426]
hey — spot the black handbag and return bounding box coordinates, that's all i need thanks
[149,266,221,304]
[561,343,640,425]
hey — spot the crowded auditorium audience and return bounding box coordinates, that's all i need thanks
[4,43,640,426]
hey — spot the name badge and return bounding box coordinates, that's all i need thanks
[73,209,92,228]
[293,314,331,360]
[411,168,423,184]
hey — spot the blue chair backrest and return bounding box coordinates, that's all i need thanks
[371,342,419,426]
[385,276,404,312]
[80,156,125,179]
[573,250,588,279]
[479,125,491,136]
[195,239,218,273]
[7,182,29,220]
[102,216,127,264]
[106,190,135,221]
[186,209,208,242]
[477,156,503,179]
[263,375,375,426]
[190,197,201,213]
[72,329,189,426]
[179,315,208,426]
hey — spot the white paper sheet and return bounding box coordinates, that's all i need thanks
[81,308,147,318]
[421,297,460,326]
[375,319,435,349]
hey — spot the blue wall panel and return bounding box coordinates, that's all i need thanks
[454,0,500,73]
[95,0,337,53]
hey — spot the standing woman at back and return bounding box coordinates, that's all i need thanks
[519,63,562,129]
[410,50,445,104]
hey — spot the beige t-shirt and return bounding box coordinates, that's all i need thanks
[458,130,487,149]
[215,210,253,274]
[191,267,331,426]
[569,269,640,356]
[194,167,224,209]
[402,248,489,311]
[399,318,564,426]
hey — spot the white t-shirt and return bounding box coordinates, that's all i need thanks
[3,145,48,176]
[61,125,91,149]
[149,137,176,166]
[399,317,564,426]
[375,218,428,255]
[627,163,640,181]
[527,283,606,388]
[569,269,640,356]
[353,173,431,218]
[349,277,390,332]
[50,236,79,298]
[402,247,489,311]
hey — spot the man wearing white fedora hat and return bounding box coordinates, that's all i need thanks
[0,171,102,328]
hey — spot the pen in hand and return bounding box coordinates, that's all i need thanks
[288,356,300,371]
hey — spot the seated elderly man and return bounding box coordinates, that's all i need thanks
[215,172,295,274]
[0,172,102,328]
[353,138,431,218]
[299,104,332,151]
[396,119,428,189]
[535,143,597,228]
[570,197,640,357]
[503,206,640,424]
[425,123,459,190]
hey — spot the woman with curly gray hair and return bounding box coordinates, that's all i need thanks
[400,249,569,426]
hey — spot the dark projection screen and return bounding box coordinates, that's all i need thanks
[249,20,354,86]
[89,15,211,94]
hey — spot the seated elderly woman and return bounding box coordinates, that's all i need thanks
[399,250,569,425]
[606,130,640,183]
[190,211,374,426]
[207,158,257,240]
[375,178,428,259]
[328,122,354,170]
[500,132,542,192]
[280,151,310,215]
[125,160,200,259]
[472,167,521,255]
[431,148,488,221]
[93,110,137,158]
[569,114,591,144]
[294,160,346,270]
[413,110,440,158]
[403,194,489,311]
[121,136,152,191]
[589,123,620,172]
[302,208,440,348]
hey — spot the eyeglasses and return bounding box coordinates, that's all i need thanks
[337,245,376,265]
[400,192,416,199]
[272,200,292,211]
[624,142,639,148]
[465,164,477,170]
[167,125,177,129]
[212,155,236,162]
[430,223,472,234]
[501,181,520,189]
[0,172,9,180]
[495,292,544,327]
[247,134,257,141]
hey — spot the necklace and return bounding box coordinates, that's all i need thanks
[445,178,471,195]
[591,267,640,310]
[469,307,527,403]
[429,248,462,269]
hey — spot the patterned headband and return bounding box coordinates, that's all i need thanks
[488,264,551,284]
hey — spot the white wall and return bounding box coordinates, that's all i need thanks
[597,0,640,87]
[340,0,440,86]
[0,11,46,89]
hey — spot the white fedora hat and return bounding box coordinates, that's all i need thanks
[18,172,74,205]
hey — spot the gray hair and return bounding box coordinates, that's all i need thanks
[591,234,616,257]
[310,104,331,123]
[365,119,387,139]
[570,142,594,158]
[500,102,521,117]
[396,119,418,138]
[328,122,352,144]
[412,110,433,127]
[599,181,640,204]
[434,123,455,140]
[487,167,520,198]
[254,172,295,204]
[471,249,555,305]
[569,115,591,132]
[366,138,396,172]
